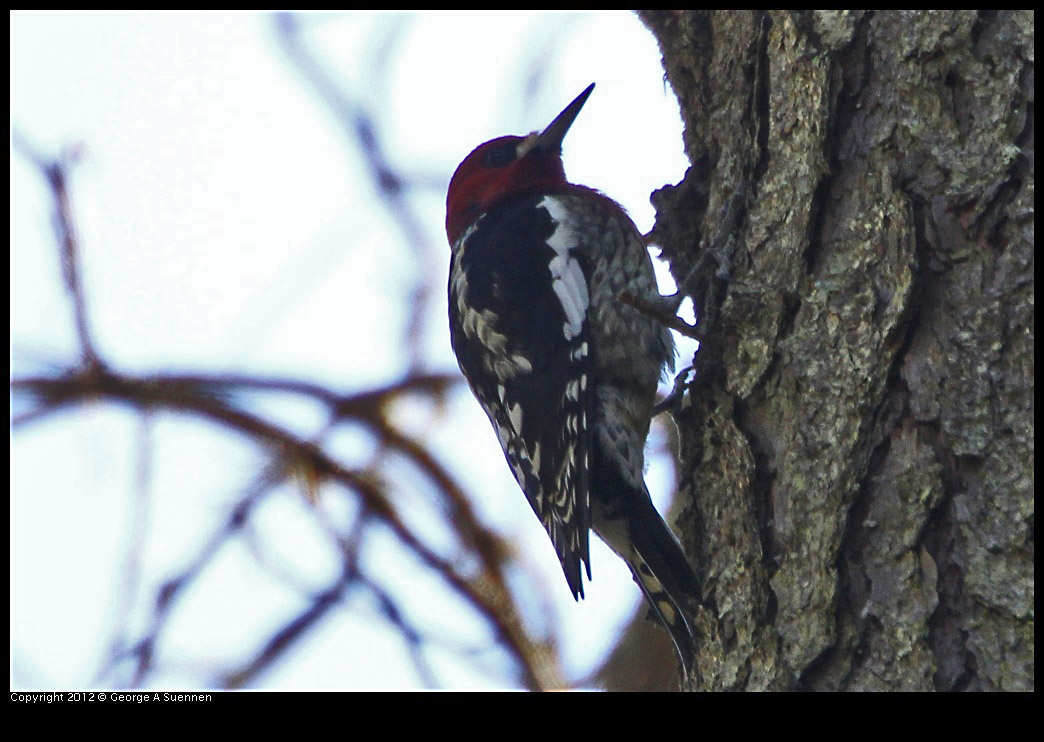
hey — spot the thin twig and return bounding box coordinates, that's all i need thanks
[618,290,701,339]
[220,564,357,689]
[96,411,155,685]
[274,13,437,373]
[123,465,282,686]
[13,130,101,369]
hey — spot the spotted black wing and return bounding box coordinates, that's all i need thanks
[448,195,592,598]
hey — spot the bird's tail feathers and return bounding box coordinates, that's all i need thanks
[626,495,700,674]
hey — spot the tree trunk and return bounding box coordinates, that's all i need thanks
[635,9,1033,691]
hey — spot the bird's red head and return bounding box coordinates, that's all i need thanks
[445,83,595,245]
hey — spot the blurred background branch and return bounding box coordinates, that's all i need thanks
[274,13,439,372]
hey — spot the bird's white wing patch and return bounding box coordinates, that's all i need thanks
[539,196,589,341]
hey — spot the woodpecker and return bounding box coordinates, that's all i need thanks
[446,83,700,674]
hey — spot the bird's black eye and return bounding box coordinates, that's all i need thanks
[482,142,517,169]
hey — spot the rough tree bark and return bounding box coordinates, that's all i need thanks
[620,9,1032,691]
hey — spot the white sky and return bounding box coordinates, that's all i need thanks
[10,11,692,690]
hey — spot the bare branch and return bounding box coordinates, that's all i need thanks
[13,130,101,369]
[12,365,557,689]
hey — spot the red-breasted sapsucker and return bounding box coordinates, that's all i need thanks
[446,83,700,672]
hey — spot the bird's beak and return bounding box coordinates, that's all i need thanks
[535,83,595,154]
